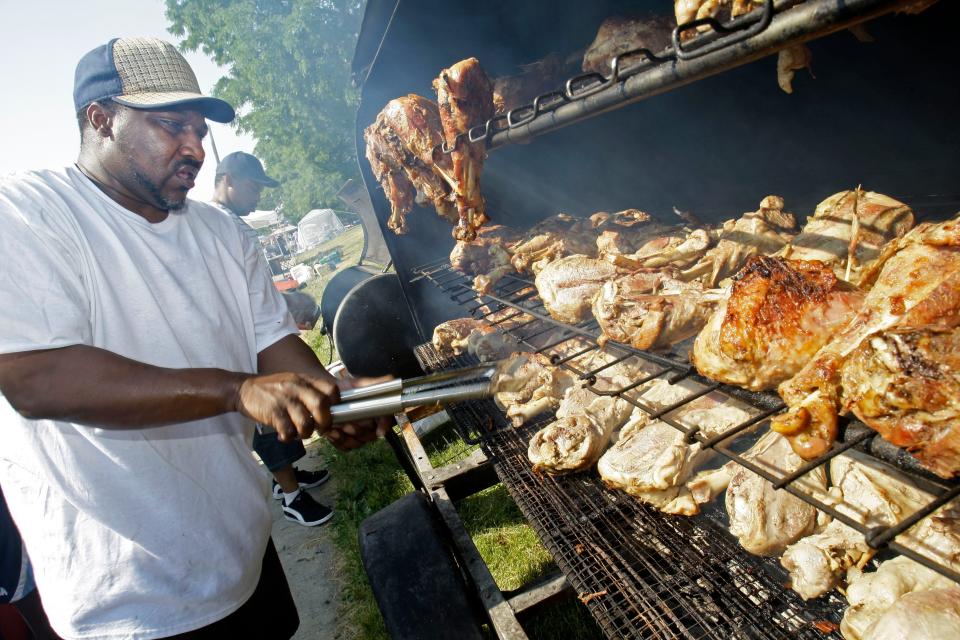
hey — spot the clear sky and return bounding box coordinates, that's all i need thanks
[0,0,256,203]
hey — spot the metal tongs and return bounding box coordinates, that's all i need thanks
[329,362,498,424]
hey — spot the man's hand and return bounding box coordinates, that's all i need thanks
[236,372,340,443]
[323,375,395,451]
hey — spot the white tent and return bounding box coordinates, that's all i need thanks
[297,209,344,251]
[241,209,281,229]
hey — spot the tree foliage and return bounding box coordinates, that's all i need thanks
[165,0,365,221]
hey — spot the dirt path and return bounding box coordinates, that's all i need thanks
[261,440,346,640]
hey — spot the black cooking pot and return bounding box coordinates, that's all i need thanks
[331,273,423,378]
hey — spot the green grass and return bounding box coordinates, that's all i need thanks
[313,426,603,640]
[318,437,413,640]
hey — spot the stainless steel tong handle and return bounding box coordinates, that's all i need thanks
[330,380,492,424]
[338,362,498,403]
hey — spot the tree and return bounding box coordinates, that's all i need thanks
[165,0,365,221]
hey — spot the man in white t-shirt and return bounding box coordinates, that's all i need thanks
[0,37,388,640]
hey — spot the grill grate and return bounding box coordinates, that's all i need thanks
[416,344,846,639]
[410,258,960,638]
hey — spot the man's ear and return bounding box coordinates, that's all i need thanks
[87,103,114,138]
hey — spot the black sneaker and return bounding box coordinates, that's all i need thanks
[272,468,330,500]
[282,491,334,527]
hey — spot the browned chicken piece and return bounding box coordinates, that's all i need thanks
[528,382,635,474]
[535,255,618,323]
[594,209,676,259]
[492,54,569,114]
[680,195,797,287]
[609,227,719,272]
[772,216,960,473]
[776,189,914,288]
[364,95,456,234]
[492,352,579,427]
[842,555,960,640]
[777,45,813,94]
[581,15,673,76]
[463,211,662,294]
[434,58,496,241]
[780,452,952,601]
[449,224,523,294]
[691,257,866,391]
[431,318,486,357]
[674,0,765,39]
[599,383,755,513]
[510,213,602,274]
[465,327,516,362]
[593,273,721,351]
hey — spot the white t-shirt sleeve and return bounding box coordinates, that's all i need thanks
[235,219,298,354]
[0,176,91,354]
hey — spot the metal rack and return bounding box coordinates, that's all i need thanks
[437,0,913,152]
[411,258,960,593]
[415,344,848,639]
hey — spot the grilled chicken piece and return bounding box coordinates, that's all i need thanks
[449,225,524,293]
[511,214,601,274]
[466,328,516,362]
[535,255,618,323]
[434,58,496,241]
[449,225,522,274]
[432,318,485,357]
[594,275,721,351]
[858,587,960,640]
[842,556,960,640]
[725,431,827,555]
[598,382,752,513]
[492,54,569,114]
[581,15,673,76]
[675,0,765,39]
[841,326,960,479]
[680,195,797,287]
[528,382,634,474]
[364,95,456,234]
[773,217,960,468]
[776,189,914,289]
[611,227,718,271]
[595,210,675,259]
[780,454,941,600]
[492,352,578,427]
[692,257,866,391]
[777,45,813,94]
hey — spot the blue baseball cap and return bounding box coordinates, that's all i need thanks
[215,152,280,187]
[74,37,235,123]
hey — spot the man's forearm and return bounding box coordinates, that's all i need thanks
[257,334,333,382]
[0,345,251,428]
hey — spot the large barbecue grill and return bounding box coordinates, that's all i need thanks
[349,0,960,638]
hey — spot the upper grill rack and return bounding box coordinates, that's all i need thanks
[437,0,909,152]
[412,257,960,587]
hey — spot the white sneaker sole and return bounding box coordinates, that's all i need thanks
[282,507,334,527]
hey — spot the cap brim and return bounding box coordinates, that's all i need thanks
[113,92,235,123]
[251,176,280,188]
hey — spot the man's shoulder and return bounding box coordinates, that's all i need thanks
[0,168,73,200]
[0,168,82,226]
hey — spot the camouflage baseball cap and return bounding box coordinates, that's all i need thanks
[73,37,235,123]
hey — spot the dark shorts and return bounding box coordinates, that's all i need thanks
[165,538,298,639]
[1,487,33,604]
[252,429,306,472]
